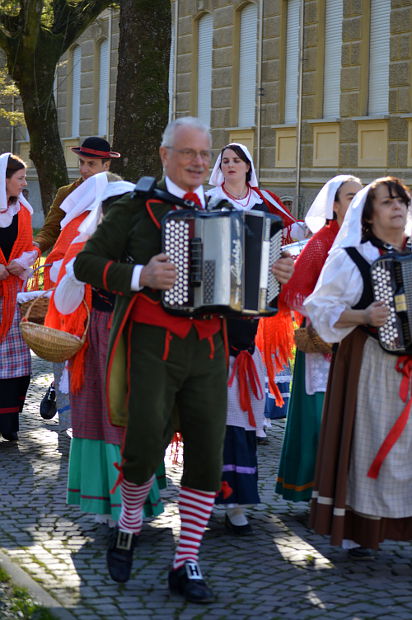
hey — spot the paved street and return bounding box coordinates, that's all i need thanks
[1,353,412,619]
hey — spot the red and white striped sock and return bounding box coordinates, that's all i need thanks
[172,486,216,570]
[118,476,154,534]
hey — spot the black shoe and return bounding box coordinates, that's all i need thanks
[107,527,136,583]
[224,513,253,536]
[2,432,18,441]
[347,546,375,560]
[40,383,57,420]
[168,560,215,604]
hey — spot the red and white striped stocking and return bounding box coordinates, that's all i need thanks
[118,475,154,534]
[172,486,215,570]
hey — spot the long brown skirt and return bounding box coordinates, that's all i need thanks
[309,328,412,549]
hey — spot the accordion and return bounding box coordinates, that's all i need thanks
[161,209,283,316]
[370,253,412,354]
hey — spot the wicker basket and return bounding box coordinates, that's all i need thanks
[20,294,90,362]
[19,295,49,325]
[294,324,333,355]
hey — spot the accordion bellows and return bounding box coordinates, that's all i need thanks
[161,209,283,316]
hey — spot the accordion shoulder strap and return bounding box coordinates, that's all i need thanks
[344,247,374,310]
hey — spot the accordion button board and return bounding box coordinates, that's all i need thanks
[370,253,412,354]
[161,208,283,316]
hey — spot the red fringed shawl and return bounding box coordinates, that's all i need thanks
[44,239,92,393]
[43,214,88,290]
[256,221,340,405]
[0,204,37,342]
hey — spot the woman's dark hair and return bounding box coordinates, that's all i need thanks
[362,176,411,239]
[220,144,252,183]
[6,154,26,203]
[6,154,26,179]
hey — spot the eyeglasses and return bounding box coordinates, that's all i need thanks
[165,147,212,162]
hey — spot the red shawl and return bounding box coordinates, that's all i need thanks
[0,204,37,342]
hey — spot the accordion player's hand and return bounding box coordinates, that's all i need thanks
[365,300,390,327]
[139,253,177,290]
[271,254,294,285]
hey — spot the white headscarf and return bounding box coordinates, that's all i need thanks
[304,175,360,234]
[76,180,134,240]
[331,178,412,251]
[209,143,259,187]
[0,152,33,228]
[59,172,109,229]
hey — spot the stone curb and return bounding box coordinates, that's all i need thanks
[0,550,77,620]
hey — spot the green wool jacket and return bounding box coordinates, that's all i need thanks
[74,179,189,427]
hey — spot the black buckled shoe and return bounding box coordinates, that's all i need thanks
[224,513,253,536]
[40,383,57,420]
[2,432,18,441]
[107,527,136,583]
[168,560,215,604]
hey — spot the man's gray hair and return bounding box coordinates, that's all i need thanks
[161,116,211,147]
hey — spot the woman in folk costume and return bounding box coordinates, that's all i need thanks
[45,175,164,524]
[275,175,362,502]
[206,142,304,243]
[0,153,39,441]
[206,144,298,534]
[305,177,412,558]
[40,173,111,430]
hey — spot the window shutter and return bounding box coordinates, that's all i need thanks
[238,3,258,127]
[369,0,390,115]
[71,46,81,137]
[323,0,343,118]
[284,0,300,124]
[197,14,213,125]
[98,40,109,136]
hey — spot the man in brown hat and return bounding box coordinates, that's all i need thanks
[35,137,120,421]
[34,137,120,253]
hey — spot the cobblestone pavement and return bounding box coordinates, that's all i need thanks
[1,354,412,619]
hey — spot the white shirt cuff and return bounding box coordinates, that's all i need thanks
[131,265,144,291]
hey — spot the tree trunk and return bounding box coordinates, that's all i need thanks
[7,39,69,216]
[111,0,171,183]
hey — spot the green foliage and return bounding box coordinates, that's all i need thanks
[0,566,57,619]
[0,67,24,125]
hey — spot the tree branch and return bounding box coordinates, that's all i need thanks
[53,0,115,50]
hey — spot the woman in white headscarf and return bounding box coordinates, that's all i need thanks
[207,144,298,534]
[0,153,38,441]
[305,176,412,557]
[45,175,164,525]
[206,143,302,242]
[275,175,362,502]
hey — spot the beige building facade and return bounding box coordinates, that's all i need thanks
[0,2,411,220]
[172,0,412,214]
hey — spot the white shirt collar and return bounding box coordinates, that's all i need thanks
[165,176,205,207]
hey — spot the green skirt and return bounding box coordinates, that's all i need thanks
[67,437,165,520]
[276,351,325,502]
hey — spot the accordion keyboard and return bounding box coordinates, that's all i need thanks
[370,254,412,354]
[163,218,191,306]
[267,230,283,304]
[371,263,402,351]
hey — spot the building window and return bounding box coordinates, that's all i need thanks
[197,13,213,125]
[368,0,390,115]
[98,39,109,136]
[323,0,343,119]
[238,2,257,127]
[284,0,300,124]
[71,46,81,137]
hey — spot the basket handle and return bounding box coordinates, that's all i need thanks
[22,289,91,343]
[22,289,52,321]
